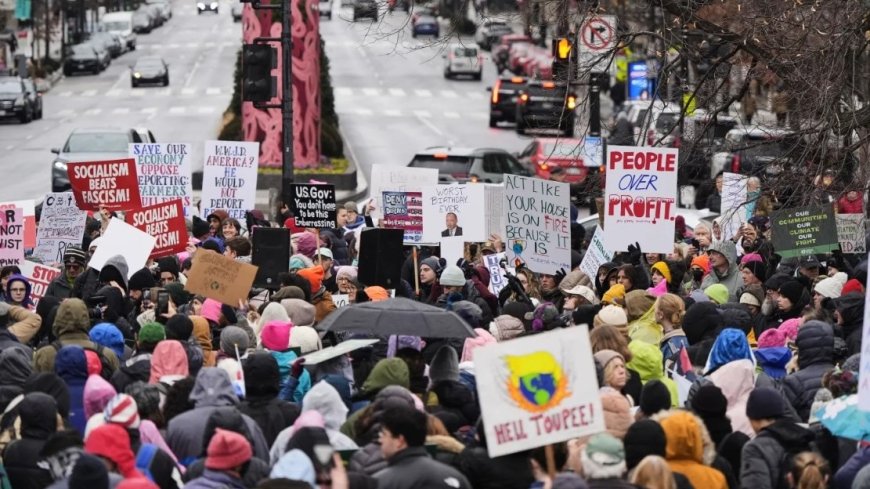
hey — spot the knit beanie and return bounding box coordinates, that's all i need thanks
[593,305,628,329]
[294,232,318,258]
[581,433,626,479]
[742,260,766,282]
[420,256,445,276]
[164,315,194,341]
[335,266,358,282]
[297,266,324,294]
[104,394,141,429]
[602,284,626,305]
[740,253,764,265]
[639,380,671,417]
[127,268,156,292]
[69,454,109,489]
[593,350,624,371]
[757,328,787,349]
[461,328,497,363]
[623,419,666,470]
[365,286,390,302]
[778,281,806,305]
[138,322,166,345]
[778,318,801,342]
[841,279,865,296]
[489,315,525,341]
[690,255,710,274]
[260,320,292,351]
[439,265,466,287]
[429,346,460,384]
[205,428,253,471]
[650,262,672,284]
[690,384,728,417]
[814,272,848,299]
[220,326,250,357]
[289,325,322,354]
[745,387,785,420]
[281,299,316,327]
[703,284,729,305]
[201,299,223,324]
[740,284,765,308]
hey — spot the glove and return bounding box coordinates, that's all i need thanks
[554,267,567,286]
[290,358,306,379]
[626,241,642,265]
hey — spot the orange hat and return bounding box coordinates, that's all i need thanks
[297,266,324,294]
[690,255,710,275]
[364,286,389,302]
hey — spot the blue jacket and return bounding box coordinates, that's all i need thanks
[754,347,791,380]
[183,469,245,489]
[834,446,870,489]
[270,349,311,403]
[704,328,753,375]
[53,345,88,434]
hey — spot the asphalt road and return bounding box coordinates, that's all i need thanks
[320,4,530,183]
[0,0,238,202]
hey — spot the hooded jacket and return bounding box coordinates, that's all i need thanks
[165,368,268,464]
[238,352,300,447]
[149,341,188,384]
[740,419,815,489]
[183,469,246,489]
[701,241,741,303]
[5,275,34,309]
[191,316,216,368]
[53,346,90,435]
[754,347,792,380]
[110,353,153,394]
[0,348,32,388]
[85,423,142,479]
[2,393,58,489]
[834,293,864,355]
[656,410,728,489]
[0,302,42,346]
[269,348,311,404]
[375,446,472,489]
[625,290,662,345]
[34,299,119,374]
[782,320,835,421]
[707,359,755,437]
[83,375,116,420]
[626,340,678,407]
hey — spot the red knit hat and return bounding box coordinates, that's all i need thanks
[206,428,252,471]
[841,279,864,297]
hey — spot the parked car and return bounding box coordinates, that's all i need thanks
[516,137,601,185]
[197,0,219,14]
[474,19,511,50]
[100,11,137,51]
[22,78,42,120]
[352,0,376,21]
[515,81,576,136]
[713,126,801,180]
[145,0,172,22]
[51,128,152,191]
[443,43,482,80]
[412,14,439,37]
[131,56,169,87]
[491,34,531,71]
[487,75,526,127]
[0,76,35,123]
[89,32,123,58]
[132,10,153,32]
[678,112,739,185]
[407,147,531,183]
[387,0,408,12]
[63,44,103,75]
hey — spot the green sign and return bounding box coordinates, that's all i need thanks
[771,206,839,258]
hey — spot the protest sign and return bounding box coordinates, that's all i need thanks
[0,208,24,266]
[475,326,605,457]
[503,174,571,275]
[290,184,336,228]
[130,143,194,217]
[34,192,87,265]
[18,261,61,308]
[201,140,259,220]
[422,184,486,243]
[603,146,678,253]
[771,206,839,258]
[836,214,866,254]
[483,252,508,296]
[67,159,142,211]
[440,237,465,265]
[0,200,35,249]
[185,249,258,306]
[125,200,188,259]
[88,218,156,278]
[381,191,424,244]
[332,294,350,308]
[369,165,438,222]
[860,254,870,410]
[720,172,748,240]
[484,184,505,238]
[579,227,613,280]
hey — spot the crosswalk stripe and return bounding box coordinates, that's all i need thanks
[388,88,406,97]
[107,89,124,97]
[362,88,380,96]
[443,111,460,118]
[57,91,72,97]
[413,110,431,118]
[112,107,130,114]
[354,108,373,116]
[205,88,221,95]
[81,89,97,97]
[83,108,102,115]
[440,90,458,98]
[197,106,217,114]
[141,107,158,114]
[414,89,432,97]
[181,88,197,95]
[383,109,402,117]
[169,106,187,114]
[465,91,484,99]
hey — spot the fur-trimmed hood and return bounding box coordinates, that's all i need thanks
[652,409,716,465]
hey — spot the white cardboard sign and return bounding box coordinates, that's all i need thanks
[200,140,259,221]
[503,174,571,275]
[34,192,87,266]
[88,218,156,279]
[859,253,870,411]
[422,184,487,243]
[720,172,748,240]
[578,226,613,280]
[130,143,195,217]
[369,165,438,223]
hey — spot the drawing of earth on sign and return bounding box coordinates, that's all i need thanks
[504,351,570,413]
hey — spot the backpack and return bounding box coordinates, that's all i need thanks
[50,341,114,380]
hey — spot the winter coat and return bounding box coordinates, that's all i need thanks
[321,227,350,265]
[44,273,74,301]
[348,442,388,476]
[586,479,641,489]
[71,269,100,303]
[739,419,814,489]
[435,281,495,329]
[33,299,119,374]
[781,320,835,422]
[374,446,472,489]
[754,347,791,380]
[454,447,536,489]
[834,293,864,356]
[1,304,41,346]
[2,393,57,489]
[0,348,32,388]
[429,380,479,432]
[707,359,755,437]
[182,469,246,489]
[53,346,90,434]
[83,375,116,420]
[701,241,741,303]
[183,459,270,488]
[238,353,300,447]
[836,195,864,215]
[833,446,870,489]
[269,349,311,404]
[0,326,30,359]
[656,410,728,489]
[660,330,689,373]
[627,340,678,407]
[165,368,268,465]
[110,353,152,393]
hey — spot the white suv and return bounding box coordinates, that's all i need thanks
[443,43,482,80]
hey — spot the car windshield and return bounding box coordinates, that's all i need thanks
[65,132,130,153]
[103,21,129,31]
[22,80,34,92]
[542,141,581,158]
[0,79,22,93]
[409,155,473,174]
[71,45,93,56]
[655,112,680,131]
[136,59,163,69]
[741,137,788,159]
[452,47,477,57]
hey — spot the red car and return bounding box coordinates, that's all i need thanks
[492,34,531,71]
[516,137,602,185]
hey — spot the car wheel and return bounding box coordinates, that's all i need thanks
[93,67,100,75]
[37,108,43,119]
[130,43,136,51]
[327,12,332,19]
[63,68,71,76]
[443,70,451,79]
[19,108,32,124]
[516,119,527,135]
[474,72,482,81]
[489,115,498,128]
[163,75,169,86]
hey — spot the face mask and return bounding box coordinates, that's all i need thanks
[692,269,704,282]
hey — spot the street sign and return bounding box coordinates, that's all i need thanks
[577,15,617,74]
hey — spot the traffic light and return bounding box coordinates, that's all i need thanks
[552,37,574,82]
[242,43,276,103]
[554,37,573,60]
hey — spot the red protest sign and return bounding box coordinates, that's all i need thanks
[19,261,61,308]
[67,159,142,211]
[125,199,188,258]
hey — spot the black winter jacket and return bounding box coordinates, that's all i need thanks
[740,419,814,489]
[781,320,835,422]
[2,393,57,489]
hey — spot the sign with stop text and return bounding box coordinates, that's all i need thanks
[603,146,678,254]
[200,140,259,221]
[290,184,336,229]
[67,159,142,211]
[125,200,188,259]
[18,261,61,308]
[503,174,571,275]
[475,326,605,457]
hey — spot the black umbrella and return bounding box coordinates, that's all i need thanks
[316,297,477,338]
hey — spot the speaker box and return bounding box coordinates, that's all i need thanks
[358,228,404,289]
[252,227,290,289]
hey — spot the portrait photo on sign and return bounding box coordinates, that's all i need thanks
[421,184,486,243]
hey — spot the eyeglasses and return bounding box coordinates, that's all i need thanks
[66,263,82,271]
[9,288,25,293]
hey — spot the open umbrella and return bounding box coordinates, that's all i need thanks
[815,394,870,441]
[316,297,477,338]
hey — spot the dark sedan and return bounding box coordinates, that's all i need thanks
[63,44,103,75]
[131,56,169,87]
[0,77,34,123]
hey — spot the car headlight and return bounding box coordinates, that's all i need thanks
[133,72,142,78]
[197,2,205,7]
[210,2,218,7]
[53,161,67,171]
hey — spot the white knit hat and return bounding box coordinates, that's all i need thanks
[814,272,848,299]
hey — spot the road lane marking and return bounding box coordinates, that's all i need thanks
[141,107,158,113]
[113,108,130,114]
[388,88,406,97]
[205,87,221,95]
[197,106,217,114]
[414,89,432,97]
[362,88,380,96]
[84,108,102,115]
[413,110,431,118]
[169,106,187,115]
[58,91,72,97]
[383,109,401,117]
[465,91,484,99]
[81,89,97,96]
[443,111,460,118]
[440,90,458,98]
[181,88,197,95]
[334,87,352,96]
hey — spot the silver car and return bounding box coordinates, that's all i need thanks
[51,127,156,191]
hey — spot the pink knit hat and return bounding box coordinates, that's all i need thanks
[757,328,787,349]
[206,429,252,471]
[461,328,496,362]
[261,320,292,351]
[778,318,802,342]
[740,253,764,265]
[201,299,223,323]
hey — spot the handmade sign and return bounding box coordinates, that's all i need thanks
[290,184,336,228]
[200,140,259,220]
[67,159,142,211]
[603,146,678,253]
[130,143,194,217]
[503,174,571,275]
[771,206,839,258]
[381,191,424,244]
[720,172,748,240]
[185,249,259,306]
[836,214,866,254]
[34,192,87,265]
[484,184,505,238]
[0,200,35,249]
[422,184,486,243]
[0,208,24,266]
[483,252,508,296]
[475,327,605,457]
[369,164,438,222]
[88,218,156,279]
[18,261,61,308]
[579,226,613,280]
[860,254,870,411]
[125,200,188,259]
